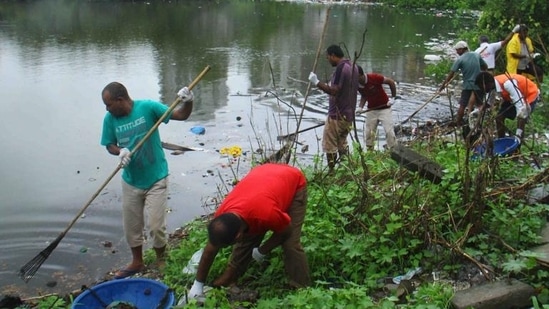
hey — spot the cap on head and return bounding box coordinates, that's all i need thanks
[454,41,468,50]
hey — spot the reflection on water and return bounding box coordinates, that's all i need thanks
[0,1,471,296]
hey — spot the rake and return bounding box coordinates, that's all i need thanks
[19,65,211,282]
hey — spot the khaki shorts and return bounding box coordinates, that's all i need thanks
[322,117,352,154]
[122,177,168,248]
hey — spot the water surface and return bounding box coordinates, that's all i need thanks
[0,0,472,296]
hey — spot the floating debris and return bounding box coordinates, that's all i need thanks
[101,241,113,248]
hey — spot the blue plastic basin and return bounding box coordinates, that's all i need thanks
[71,278,174,309]
[473,136,520,158]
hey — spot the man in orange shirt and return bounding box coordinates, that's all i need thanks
[475,72,541,142]
[187,164,310,299]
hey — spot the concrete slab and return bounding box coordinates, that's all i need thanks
[451,279,535,309]
[532,223,549,263]
[390,144,444,183]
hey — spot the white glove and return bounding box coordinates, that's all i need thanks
[515,130,523,144]
[468,109,479,129]
[388,97,399,107]
[177,87,194,103]
[252,247,266,263]
[188,280,204,299]
[308,72,319,86]
[512,24,521,33]
[118,148,131,168]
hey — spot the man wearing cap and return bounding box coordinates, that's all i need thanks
[439,40,488,128]
[474,25,520,74]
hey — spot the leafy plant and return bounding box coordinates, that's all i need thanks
[22,295,67,309]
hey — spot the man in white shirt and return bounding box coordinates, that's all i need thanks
[474,25,520,74]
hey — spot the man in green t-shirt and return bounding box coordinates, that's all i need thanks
[438,40,488,128]
[100,82,194,279]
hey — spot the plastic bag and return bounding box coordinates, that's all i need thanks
[468,109,479,130]
[182,248,204,275]
[393,267,423,284]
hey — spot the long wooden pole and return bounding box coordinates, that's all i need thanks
[399,90,442,125]
[283,7,331,163]
[277,122,325,141]
[400,72,459,126]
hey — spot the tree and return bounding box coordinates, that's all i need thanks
[478,0,549,67]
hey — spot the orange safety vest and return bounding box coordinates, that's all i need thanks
[494,74,539,105]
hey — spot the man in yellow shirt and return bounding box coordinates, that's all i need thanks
[506,24,543,83]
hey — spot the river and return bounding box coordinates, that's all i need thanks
[0,0,474,297]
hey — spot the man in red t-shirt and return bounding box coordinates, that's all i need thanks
[357,66,399,150]
[187,164,310,299]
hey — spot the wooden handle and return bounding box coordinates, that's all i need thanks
[129,65,211,158]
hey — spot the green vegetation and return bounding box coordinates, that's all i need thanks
[157,73,549,307]
[154,2,549,301]
[394,0,549,79]
[155,114,549,308]
[18,0,549,307]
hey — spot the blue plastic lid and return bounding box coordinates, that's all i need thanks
[71,278,174,309]
[190,125,206,135]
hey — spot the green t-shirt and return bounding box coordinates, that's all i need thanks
[451,51,487,90]
[101,99,171,189]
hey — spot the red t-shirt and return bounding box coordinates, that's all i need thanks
[357,73,389,109]
[214,164,306,234]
